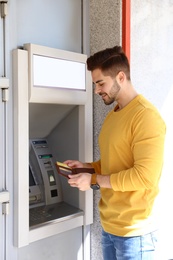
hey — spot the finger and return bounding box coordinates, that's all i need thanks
[63,160,73,165]
[67,161,78,167]
[68,174,80,179]
[68,179,78,187]
[68,176,77,184]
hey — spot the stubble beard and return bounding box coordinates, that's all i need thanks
[101,80,121,105]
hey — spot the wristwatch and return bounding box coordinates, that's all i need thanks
[90,173,100,190]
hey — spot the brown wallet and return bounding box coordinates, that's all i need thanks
[55,161,95,178]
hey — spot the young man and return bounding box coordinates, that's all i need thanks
[64,46,166,259]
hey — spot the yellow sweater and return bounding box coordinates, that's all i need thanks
[91,95,166,237]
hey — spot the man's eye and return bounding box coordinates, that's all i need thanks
[93,82,104,88]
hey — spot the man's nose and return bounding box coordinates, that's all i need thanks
[94,84,101,95]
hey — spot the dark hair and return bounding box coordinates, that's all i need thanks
[87,46,130,80]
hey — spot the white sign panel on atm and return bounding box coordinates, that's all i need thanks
[33,55,86,90]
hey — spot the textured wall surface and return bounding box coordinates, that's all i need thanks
[89,1,121,259]
[131,0,173,108]
[131,1,173,259]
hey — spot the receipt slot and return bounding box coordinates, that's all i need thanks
[13,44,93,259]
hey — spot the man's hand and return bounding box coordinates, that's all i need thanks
[63,160,111,190]
[63,160,93,170]
[63,160,84,168]
[68,172,92,191]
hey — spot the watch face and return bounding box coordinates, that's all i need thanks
[90,183,100,190]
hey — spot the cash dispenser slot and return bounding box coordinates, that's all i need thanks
[29,138,83,229]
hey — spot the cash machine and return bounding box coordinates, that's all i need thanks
[29,138,83,228]
[13,44,93,260]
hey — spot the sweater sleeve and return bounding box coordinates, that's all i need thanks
[91,160,101,174]
[110,109,166,192]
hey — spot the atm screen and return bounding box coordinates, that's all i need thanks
[29,166,36,186]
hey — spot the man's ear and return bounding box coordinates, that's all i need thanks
[116,71,125,84]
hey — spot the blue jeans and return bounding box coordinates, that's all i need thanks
[101,229,158,260]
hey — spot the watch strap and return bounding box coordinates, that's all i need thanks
[90,173,100,190]
[91,173,97,185]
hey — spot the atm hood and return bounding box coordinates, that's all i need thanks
[29,103,76,138]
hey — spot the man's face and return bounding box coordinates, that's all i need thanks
[91,68,121,105]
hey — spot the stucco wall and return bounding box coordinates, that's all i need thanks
[89,1,121,259]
